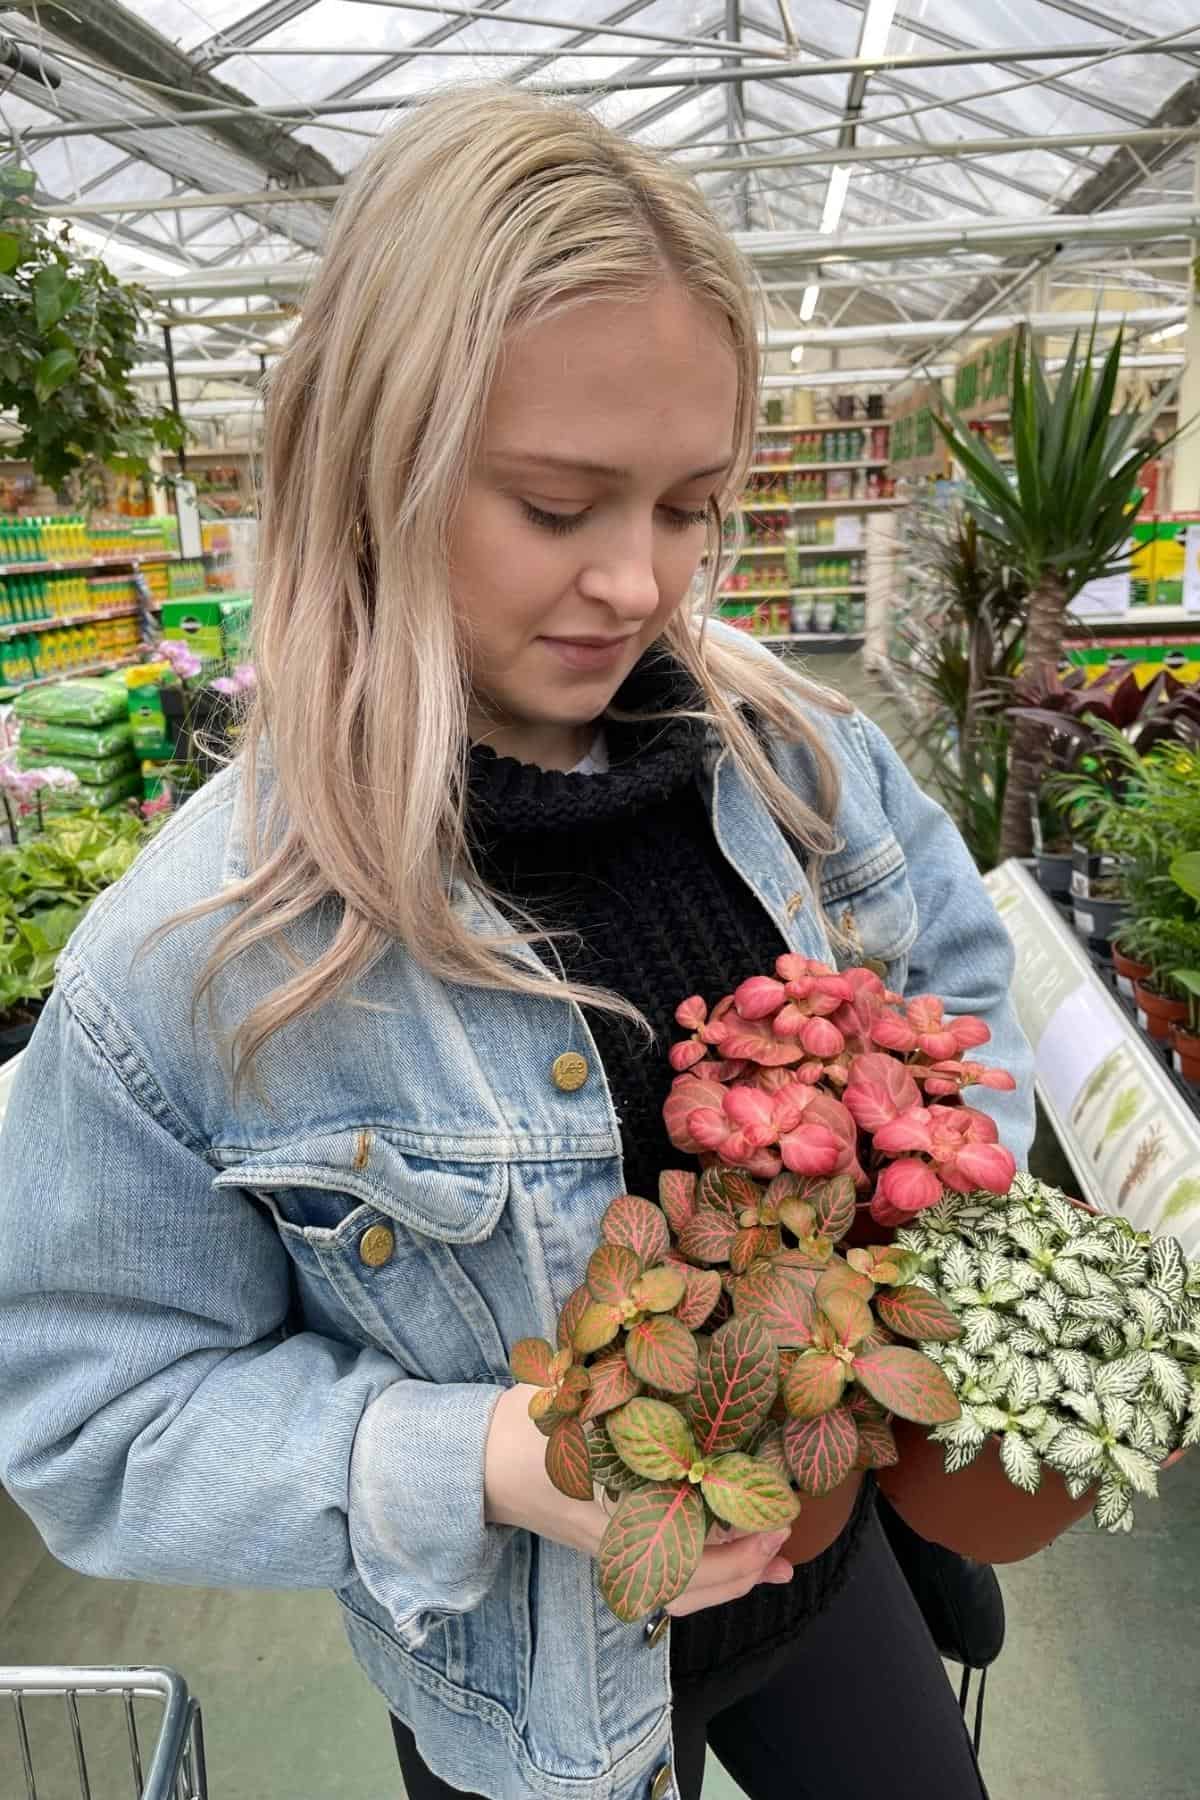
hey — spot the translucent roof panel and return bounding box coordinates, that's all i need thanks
[0,0,1194,371]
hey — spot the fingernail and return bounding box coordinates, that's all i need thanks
[762,1566,794,1586]
[763,1530,789,1554]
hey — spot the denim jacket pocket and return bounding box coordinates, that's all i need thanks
[212,1133,515,1383]
[821,835,919,987]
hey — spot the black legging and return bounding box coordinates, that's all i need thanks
[390,1510,989,1800]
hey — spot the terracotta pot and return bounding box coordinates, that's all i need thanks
[1170,1022,1200,1086]
[784,1470,865,1565]
[1133,981,1190,1045]
[876,1419,1097,1563]
[1111,944,1152,1001]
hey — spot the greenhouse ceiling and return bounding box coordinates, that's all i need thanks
[1,0,1199,405]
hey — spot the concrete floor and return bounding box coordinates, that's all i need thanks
[3,656,1198,1798]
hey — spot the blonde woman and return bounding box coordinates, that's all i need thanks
[0,90,1028,1800]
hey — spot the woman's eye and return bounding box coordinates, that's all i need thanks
[660,504,710,532]
[521,500,588,535]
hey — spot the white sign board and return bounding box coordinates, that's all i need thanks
[985,860,1200,1250]
[833,516,864,549]
[1070,571,1131,620]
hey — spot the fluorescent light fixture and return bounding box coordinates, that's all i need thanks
[800,284,820,322]
[1150,319,1187,343]
[790,344,805,365]
[859,0,900,62]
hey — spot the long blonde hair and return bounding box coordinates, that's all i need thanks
[187,85,848,1085]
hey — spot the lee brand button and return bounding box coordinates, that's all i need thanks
[358,1223,395,1268]
[864,957,888,978]
[643,1612,669,1648]
[785,890,805,919]
[551,1051,588,1093]
[649,1764,674,1800]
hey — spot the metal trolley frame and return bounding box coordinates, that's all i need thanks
[0,1666,208,1799]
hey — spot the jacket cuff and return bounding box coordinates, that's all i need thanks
[349,1379,512,1644]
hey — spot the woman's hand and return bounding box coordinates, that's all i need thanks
[484,1384,793,1617]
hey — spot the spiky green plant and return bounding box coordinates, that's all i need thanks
[897,1177,1200,1533]
[934,325,1178,860]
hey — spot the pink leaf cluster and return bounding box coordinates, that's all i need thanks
[666,958,1017,1225]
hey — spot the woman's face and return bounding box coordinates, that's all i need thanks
[450,283,739,769]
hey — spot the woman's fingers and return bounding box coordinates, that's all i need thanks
[665,1529,794,1617]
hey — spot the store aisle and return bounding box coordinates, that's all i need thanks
[2,655,1197,1800]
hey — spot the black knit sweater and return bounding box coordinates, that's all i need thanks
[467,651,872,1687]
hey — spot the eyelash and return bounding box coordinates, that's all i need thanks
[520,501,710,537]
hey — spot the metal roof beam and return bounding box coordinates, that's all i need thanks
[1030,1,1200,70]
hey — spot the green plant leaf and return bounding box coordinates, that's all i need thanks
[608,1397,697,1481]
[874,1284,963,1344]
[782,1350,848,1419]
[699,1167,736,1214]
[578,1350,642,1423]
[0,231,21,273]
[677,1206,740,1265]
[624,1315,699,1393]
[659,1170,698,1233]
[587,1242,641,1307]
[853,1346,961,1423]
[783,1404,859,1496]
[511,1337,557,1386]
[546,1417,595,1501]
[733,1258,819,1347]
[777,1195,817,1239]
[749,1420,791,1480]
[675,1265,722,1331]
[701,1453,799,1530]
[588,1424,650,1494]
[557,1283,590,1352]
[574,1301,620,1354]
[602,1193,670,1267]
[852,1413,899,1470]
[810,1175,858,1241]
[815,1269,874,1348]
[1170,851,1200,903]
[688,1314,778,1457]
[632,1264,687,1314]
[34,346,77,399]
[598,1483,706,1623]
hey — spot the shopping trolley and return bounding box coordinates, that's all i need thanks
[0,1666,208,1799]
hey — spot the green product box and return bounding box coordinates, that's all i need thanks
[125,663,176,759]
[19,746,137,786]
[160,594,251,667]
[1129,522,1157,607]
[1152,520,1189,609]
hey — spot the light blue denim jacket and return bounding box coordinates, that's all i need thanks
[0,652,1034,1800]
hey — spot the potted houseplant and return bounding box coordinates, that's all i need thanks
[877,1175,1199,1561]
[513,956,1019,1622]
[933,320,1180,861]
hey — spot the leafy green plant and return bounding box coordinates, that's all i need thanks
[934,323,1179,860]
[897,1176,1200,1532]
[0,168,184,491]
[514,1174,962,1621]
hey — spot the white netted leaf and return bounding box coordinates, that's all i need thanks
[1147,1352,1191,1417]
[1108,1443,1159,1498]
[944,1437,986,1474]
[1072,1233,1118,1266]
[1069,1291,1124,1325]
[963,1307,1004,1352]
[998,1430,1042,1494]
[1169,1329,1200,1356]
[1094,1351,1151,1400]
[1094,1474,1134,1533]
[1051,1257,1092,1298]
[1031,1415,1062,1456]
[1065,1471,1095,1501]
[1006,1358,1040,1412]
[1035,1362,1062,1405]
[1129,1406,1170,1457]
[1047,1424,1105,1479]
[1148,1237,1187,1305]
[1128,1287,1169,1339]
[1099,1395,1134,1439]
[935,1413,987,1451]
[1094,1324,1125,1357]
[1061,1388,1102,1425]
[942,1242,979,1292]
[1058,1317,1096,1350]
[1181,1408,1200,1450]
[969,1403,1011,1434]
[1008,1218,1047,1259]
[1017,1297,1058,1340]
[1051,1348,1093,1393]
[1005,1327,1050,1357]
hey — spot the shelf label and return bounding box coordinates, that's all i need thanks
[985,860,1200,1247]
[833,516,864,549]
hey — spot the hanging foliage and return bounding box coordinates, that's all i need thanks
[0,165,185,492]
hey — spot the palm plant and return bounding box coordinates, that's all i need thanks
[934,324,1178,861]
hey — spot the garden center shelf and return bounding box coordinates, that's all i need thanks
[756,420,892,434]
[763,632,865,651]
[790,498,907,513]
[1,651,144,694]
[741,502,792,513]
[721,585,866,601]
[0,552,181,577]
[0,604,141,640]
[749,460,888,474]
[983,860,1200,1249]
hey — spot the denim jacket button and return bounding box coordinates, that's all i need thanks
[649,1763,674,1799]
[358,1223,395,1268]
[643,1612,669,1648]
[551,1052,589,1093]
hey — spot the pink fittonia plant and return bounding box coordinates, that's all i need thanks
[666,957,1016,1225]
